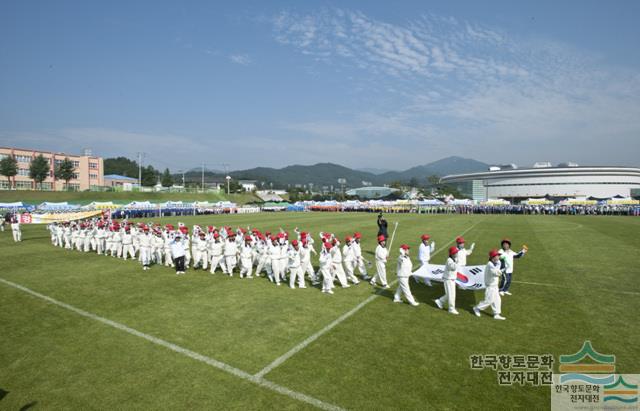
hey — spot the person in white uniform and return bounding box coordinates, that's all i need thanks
[11,217,21,242]
[473,249,506,320]
[455,236,474,267]
[370,235,389,288]
[418,234,436,267]
[393,244,419,306]
[239,236,254,279]
[435,247,460,315]
[319,242,335,294]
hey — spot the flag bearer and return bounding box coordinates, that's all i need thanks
[393,244,419,306]
[370,235,389,288]
[434,247,460,315]
[473,249,506,320]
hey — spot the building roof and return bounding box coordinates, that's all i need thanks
[104,174,138,181]
[441,166,640,183]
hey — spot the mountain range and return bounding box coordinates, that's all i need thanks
[181,156,488,188]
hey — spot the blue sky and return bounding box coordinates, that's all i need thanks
[1,0,639,171]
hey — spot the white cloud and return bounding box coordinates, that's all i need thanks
[270,8,640,167]
[229,53,252,65]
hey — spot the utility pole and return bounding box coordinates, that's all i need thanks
[137,152,145,188]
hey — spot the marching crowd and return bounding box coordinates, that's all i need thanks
[38,217,526,320]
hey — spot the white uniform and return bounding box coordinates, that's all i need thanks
[121,232,135,260]
[475,260,503,315]
[139,232,152,269]
[224,239,238,275]
[209,239,225,274]
[299,245,315,282]
[268,242,281,284]
[193,236,209,269]
[371,244,389,286]
[456,244,474,267]
[11,221,21,242]
[418,241,436,266]
[239,243,254,278]
[394,250,418,305]
[330,245,349,287]
[352,240,369,279]
[342,243,360,284]
[319,249,334,293]
[436,256,458,312]
[287,247,305,288]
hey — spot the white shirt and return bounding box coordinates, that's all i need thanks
[443,257,459,280]
[170,240,186,258]
[484,260,502,288]
[375,245,388,262]
[418,241,435,264]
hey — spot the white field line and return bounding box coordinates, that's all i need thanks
[254,220,483,379]
[0,277,345,411]
[512,280,640,296]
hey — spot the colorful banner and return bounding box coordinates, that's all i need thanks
[19,210,103,224]
[411,263,488,290]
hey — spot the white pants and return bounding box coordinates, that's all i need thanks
[140,247,151,267]
[209,255,225,273]
[289,266,305,288]
[225,255,237,274]
[271,259,282,284]
[122,244,135,260]
[344,260,359,283]
[194,250,208,269]
[240,257,253,278]
[164,248,173,266]
[437,279,457,310]
[255,256,269,277]
[355,258,368,278]
[12,229,21,242]
[476,285,501,315]
[320,267,333,291]
[333,264,349,287]
[301,260,315,281]
[372,261,388,286]
[394,277,417,304]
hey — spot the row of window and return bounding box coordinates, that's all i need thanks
[487,182,640,187]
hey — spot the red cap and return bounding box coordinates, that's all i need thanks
[291,239,299,247]
[270,235,277,242]
[245,235,252,241]
[489,249,501,259]
[277,232,285,239]
[377,235,386,242]
[208,225,214,232]
[421,234,431,241]
[213,232,220,238]
[300,231,308,238]
[449,246,459,256]
[456,236,465,244]
[400,244,410,250]
[345,236,352,242]
[354,232,362,239]
[324,242,333,250]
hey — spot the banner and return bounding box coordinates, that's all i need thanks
[411,263,488,290]
[19,210,103,224]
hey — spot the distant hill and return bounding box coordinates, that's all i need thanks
[223,156,488,188]
[230,163,381,188]
[356,167,395,175]
[378,156,489,183]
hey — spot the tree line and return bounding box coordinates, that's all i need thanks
[0,154,77,190]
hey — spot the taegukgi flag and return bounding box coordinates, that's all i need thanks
[411,264,488,290]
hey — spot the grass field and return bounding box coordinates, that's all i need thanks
[0,190,260,205]
[1,213,639,410]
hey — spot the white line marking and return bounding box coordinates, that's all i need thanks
[513,280,640,296]
[0,277,345,411]
[255,220,483,378]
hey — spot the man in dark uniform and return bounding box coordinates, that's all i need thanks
[377,213,388,239]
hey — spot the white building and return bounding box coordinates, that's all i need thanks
[239,180,257,192]
[441,165,640,200]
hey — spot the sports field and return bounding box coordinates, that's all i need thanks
[1,213,638,410]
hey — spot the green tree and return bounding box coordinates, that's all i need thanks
[29,154,50,189]
[104,156,139,177]
[54,157,76,190]
[161,168,174,187]
[0,155,18,189]
[141,165,158,186]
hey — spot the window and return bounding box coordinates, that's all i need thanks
[73,160,80,168]
[68,183,80,191]
[15,155,32,163]
[39,182,52,190]
[72,173,79,180]
[16,181,32,189]
[18,168,30,176]
[89,162,98,169]
[90,173,98,180]
[0,154,8,160]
